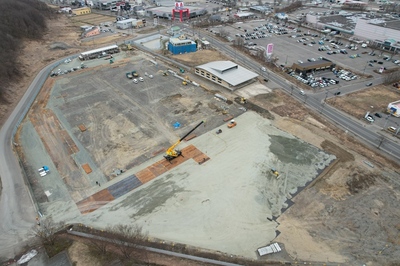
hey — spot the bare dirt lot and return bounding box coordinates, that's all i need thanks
[327,85,400,120]
[4,13,400,266]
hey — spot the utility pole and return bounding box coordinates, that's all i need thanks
[378,135,385,149]
[320,101,326,114]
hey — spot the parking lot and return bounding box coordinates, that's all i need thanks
[207,19,399,80]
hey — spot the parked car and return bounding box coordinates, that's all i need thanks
[366,82,373,86]
[374,112,382,118]
[388,126,397,133]
[334,91,341,95]
[366,116,374,123]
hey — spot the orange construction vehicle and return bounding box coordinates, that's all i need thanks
[227,119,237,128]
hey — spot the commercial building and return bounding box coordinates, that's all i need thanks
[306,13,400,43]
[291,59,334,75]
[168,38,197,54]
[195,61,258,90]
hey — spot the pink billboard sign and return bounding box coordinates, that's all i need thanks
[266,43,273,56]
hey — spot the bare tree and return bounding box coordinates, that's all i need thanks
[32,217,65,246]
[107,224,148,260]
[219,28,229,38]
[233,37,244,47]
[369,41,380,54]
[383,69,400,85]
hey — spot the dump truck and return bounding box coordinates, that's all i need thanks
[126,72,133,79]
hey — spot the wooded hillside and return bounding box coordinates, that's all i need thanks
[0,0,55,101]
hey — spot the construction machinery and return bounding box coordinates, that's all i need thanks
[271,168,279,177]
[227,119,237,128]
[164,121,204,162]
[240,97,247,104]
[132,70,138,77]
[126,72,133,79]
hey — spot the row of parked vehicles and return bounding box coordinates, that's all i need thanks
[334,69,358,81]
[289,71,339,88]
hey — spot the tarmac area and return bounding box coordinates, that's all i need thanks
[16,51,335,259]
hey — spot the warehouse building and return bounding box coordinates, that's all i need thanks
[291,59,334,75]
[117,18,144,30]
[195,61,258,90]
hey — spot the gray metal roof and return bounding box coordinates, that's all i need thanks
[196,61,258,86]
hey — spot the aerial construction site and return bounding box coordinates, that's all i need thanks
[15,48,400,264]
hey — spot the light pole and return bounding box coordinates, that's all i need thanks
[363,61,368,75]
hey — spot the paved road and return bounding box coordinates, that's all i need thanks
[0,61,61,258]
[201,32,400,162]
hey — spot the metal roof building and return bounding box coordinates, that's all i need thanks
[195,61,258,90]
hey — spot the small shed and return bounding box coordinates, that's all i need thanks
[82,27,100,38]
[132,19,144,28]
[72,7,91,15]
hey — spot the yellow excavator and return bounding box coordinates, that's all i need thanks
[271,168,279,177]
[164,121,204,162]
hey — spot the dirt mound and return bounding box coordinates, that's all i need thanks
[234,97,274,120]
[170,50,228,67]
[346,167,377,194]
[321,140,354,163]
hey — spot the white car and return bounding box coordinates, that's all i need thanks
[366,116,374,123]
[261,67,267,72]
[139,77,144,82]
[149,74,154,79]
[133,79,138,84]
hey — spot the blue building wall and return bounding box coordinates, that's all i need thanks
[168,43,197,54]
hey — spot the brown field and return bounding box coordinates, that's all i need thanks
[327,85,400,119]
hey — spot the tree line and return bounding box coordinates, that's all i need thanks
[0,0,55,102]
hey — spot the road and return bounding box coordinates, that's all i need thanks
[201,32,400,162]
[0,61,60,259]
